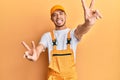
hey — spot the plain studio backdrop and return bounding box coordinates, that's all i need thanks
[0,0,120,80]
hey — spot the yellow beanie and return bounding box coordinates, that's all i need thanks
[50,5,65,15]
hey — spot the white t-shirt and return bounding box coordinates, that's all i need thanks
[39,28,80,63]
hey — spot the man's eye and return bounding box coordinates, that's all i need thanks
[60,12,63,15]
[52,14,57,17]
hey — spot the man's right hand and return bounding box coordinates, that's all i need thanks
[21,41,38,61]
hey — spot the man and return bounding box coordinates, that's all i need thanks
[21,0,102,80]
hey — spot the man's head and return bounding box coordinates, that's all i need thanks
[50,5,67,29]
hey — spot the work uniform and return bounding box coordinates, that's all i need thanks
[39,28,79,80]
[47,31,77,80]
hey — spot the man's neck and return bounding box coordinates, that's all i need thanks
[55,25,67,30]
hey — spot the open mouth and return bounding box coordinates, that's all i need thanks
[56,19,63,24]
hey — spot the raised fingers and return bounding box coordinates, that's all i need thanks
[89,0,95,9]
[31,41,35,49]
[81,0,87,10]
[21,41,31,51]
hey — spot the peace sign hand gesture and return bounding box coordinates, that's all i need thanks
[21,41,38,61]
[81,0,102,26]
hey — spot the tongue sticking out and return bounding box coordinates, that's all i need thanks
[57,20,62,24]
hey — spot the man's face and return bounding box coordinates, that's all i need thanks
[51,10,66,27]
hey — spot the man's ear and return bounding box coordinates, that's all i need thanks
[51,17,53,22]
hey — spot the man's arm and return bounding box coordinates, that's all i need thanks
[74,23,91,40]
[35,43,45,59]
[74,0,102,40]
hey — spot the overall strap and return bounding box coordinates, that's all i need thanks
[50,30,71,50]
[50,31,57,50]
[67,31,71,49]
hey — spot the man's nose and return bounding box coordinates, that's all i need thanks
[57,14,60,18]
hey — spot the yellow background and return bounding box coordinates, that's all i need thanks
[0,0,120,80]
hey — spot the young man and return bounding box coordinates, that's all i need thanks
[22,0,102,80]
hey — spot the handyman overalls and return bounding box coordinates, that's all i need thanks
[48,31,77,80]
